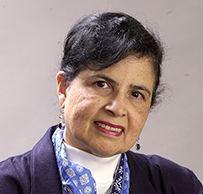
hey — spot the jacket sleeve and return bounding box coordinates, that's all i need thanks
[0,154,31,194]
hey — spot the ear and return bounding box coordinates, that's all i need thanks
[56,71,69,108]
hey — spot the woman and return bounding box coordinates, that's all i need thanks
[0,12,202,194]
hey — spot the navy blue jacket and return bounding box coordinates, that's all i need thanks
[0,126,202,193]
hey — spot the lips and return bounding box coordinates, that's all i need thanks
[94,121,125,136]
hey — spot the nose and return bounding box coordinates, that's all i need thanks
[105,95,127,117]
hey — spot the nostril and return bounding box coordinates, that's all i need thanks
[107,110,116,116]
[105,98,127,117]
[106,109,126,117]
[106,109,115,116]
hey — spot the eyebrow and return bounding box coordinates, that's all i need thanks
[87,74,118,85]
[88,74,151,96]
[130,85,151,97]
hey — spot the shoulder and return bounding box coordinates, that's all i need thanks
[127,150,189,173]
[127,150,193,175]
[0,151,32,193]
[0,125,58,193]
[126,151,203,193]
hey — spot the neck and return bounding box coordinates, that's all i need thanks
[63,142,121,193]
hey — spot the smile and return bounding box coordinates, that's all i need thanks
[95,121,124,132]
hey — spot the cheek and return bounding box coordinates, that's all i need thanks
[125,109,149,150]
[64,91,102,125]
[129,106,150,133]
[138,106,150,123]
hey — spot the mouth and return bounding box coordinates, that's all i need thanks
[94,121,124,133]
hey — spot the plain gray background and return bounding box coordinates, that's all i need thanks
[0,0,203,183]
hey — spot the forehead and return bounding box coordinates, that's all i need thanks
[78,55,155,89]
[107,55,154,73]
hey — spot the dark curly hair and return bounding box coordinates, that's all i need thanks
[60,12,164,107]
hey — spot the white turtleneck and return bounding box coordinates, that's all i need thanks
[63,142,121,194]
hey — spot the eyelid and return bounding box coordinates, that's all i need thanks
[88,75,118,86]
[94,80,112,89]
[130,91,145,100]
[95,80,108,87]
[138,92,145,100]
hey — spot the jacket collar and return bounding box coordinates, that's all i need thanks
[30,125,62,193]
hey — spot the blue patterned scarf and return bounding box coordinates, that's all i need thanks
[52,127,130,194]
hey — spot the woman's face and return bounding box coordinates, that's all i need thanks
[57,55,155,157]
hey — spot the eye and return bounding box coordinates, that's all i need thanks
[95,81,109,89]
[131,91,144,100]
